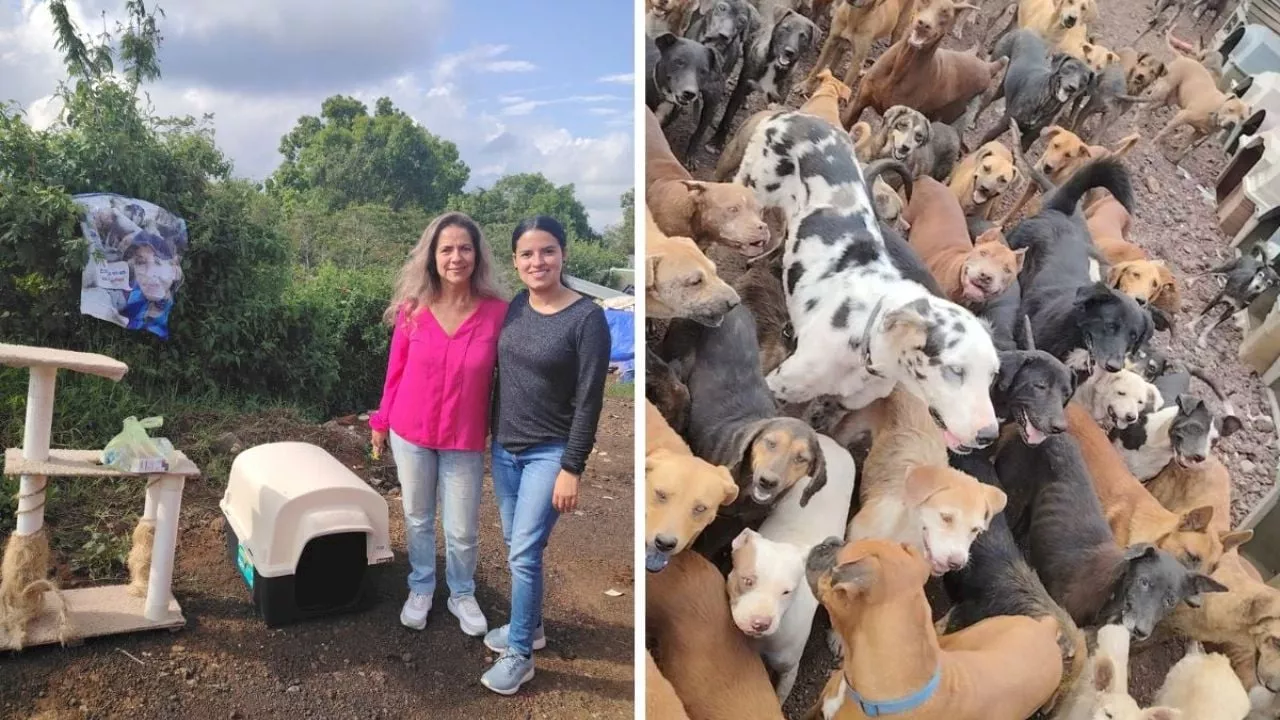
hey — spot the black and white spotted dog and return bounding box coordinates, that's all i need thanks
[732,110,1002,452]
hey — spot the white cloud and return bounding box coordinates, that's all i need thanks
[0,0,633,230]
[597,73,633,84]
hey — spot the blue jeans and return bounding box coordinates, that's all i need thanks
[490,439,566,657]
[389,430,484,599]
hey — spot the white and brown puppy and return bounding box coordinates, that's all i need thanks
[732,110,1002,452]
[726,435,855,704]
[1073,366,1163,431]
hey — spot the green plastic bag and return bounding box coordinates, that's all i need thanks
[101,416,175,473]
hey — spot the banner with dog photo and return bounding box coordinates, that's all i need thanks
[75,193,188,340]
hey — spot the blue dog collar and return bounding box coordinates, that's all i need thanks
[845,665,942,717]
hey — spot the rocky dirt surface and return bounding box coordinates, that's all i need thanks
[0,382,635,720]
[656,0,1278,714]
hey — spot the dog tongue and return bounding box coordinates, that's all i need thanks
[1024,421,1047,445]
[646,549,671,573]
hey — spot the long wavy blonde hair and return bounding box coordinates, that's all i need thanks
[383,211,505,325]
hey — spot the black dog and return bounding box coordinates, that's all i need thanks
[679,0,757,163]
[646,33,720,126]
[712,7,816,148]
[1190,249,1280,348]
[1006,149,1153,375]
[976,29,1094,151]
[993,317,1074,447]
[1065,62,1148,142]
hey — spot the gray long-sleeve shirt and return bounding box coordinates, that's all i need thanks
[492,290,612,475]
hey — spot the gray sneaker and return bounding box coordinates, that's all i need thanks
[480,650,534,695]
[483,622,546,653]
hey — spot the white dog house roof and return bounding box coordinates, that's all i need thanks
[221,442,393,578]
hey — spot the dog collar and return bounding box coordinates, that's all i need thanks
[860,296,888,378]
[844,665,942,717]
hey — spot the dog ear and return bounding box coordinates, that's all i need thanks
[1091,655,1118,693]
[1106,262,1128,288]
[904,466,948,506]
[1221,529,1253,554]
[655,32,680,51]
[1144,384,1162,414]
[1217,414,1244,438]
[982,484,1008,521]
[1176,505,1214,533]
[1040,125,1067,140]
[973,227,1002,245]
[1184,573,1230,608]
[1111,133,1141,158]
[1011,246,1028,274]
[830,558,877,596]
[1009,163,1021,184]
[1122,543,1159,562]
[723,419,770,484]
[645,254,661,292]
[717,465,740,505]
[1073,281,1111,307]
[882,299,930,353]
[645,448,670,473]
[1175,393,1197,416]
[798,432,828,507]
[996,351,1028,394]
[680,179,708,197]
[1017,314,1037,353]
[731,528,757,553]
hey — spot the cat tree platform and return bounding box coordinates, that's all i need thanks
[0,342,201,651]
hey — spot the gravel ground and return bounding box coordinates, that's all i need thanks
[0,383,635,720]
[653,0,1278,714]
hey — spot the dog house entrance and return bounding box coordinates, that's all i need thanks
[294,532,367,612]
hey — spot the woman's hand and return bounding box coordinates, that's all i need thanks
[552,470,580,514]
[371,429,387,459]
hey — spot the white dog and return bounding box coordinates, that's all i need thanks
[1074,367,1162,430]
[733,110,1001,452]
[726,435,855,703]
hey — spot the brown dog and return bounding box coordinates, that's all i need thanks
[646,107,771,256]
[842,0,1003,129]
[949,141,1020,218]
[733,249,793,375]
[904,176,1025,307]
[1083,195,1181,314]
[800,67,852,127]
[1166,551,1280,693]
[646,650,692,720]
[648,551,785,720]
[646,208,741,324]
[810,538,1063,720]
[1134,32,1251,165]
[1147,455,1252,551]
[1011,0,1097,45]
[804,0,916,94]
[1117,47,1166,95]
[1065,402,1233,572]
[1000,126,1140,223]
[645,400,740,573]
[645,0,695,35]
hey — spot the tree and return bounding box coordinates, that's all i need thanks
[449,173,597,243]
[601,189,634,255]
[268,96,470,214]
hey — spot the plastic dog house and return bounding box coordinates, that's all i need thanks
[220,441,393,627]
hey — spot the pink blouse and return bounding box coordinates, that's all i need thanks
[369,296,507,452]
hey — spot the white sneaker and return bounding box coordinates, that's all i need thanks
[447,595,489,637]
[400,591,431,630]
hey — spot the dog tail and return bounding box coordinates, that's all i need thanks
[863,158,914,203]
[1042,157,1134,217]
[1188,366,1238,418]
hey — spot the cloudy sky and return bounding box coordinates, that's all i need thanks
[0,0,637,229]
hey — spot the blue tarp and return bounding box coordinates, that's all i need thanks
[603,307,635,382]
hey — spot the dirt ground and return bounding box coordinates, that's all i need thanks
[655,0,1278,714]
[0,381,635,720]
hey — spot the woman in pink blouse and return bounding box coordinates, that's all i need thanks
[369,212,507,636]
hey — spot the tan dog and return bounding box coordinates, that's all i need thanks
[646,107,771,256]
[648,551,785,720]
[1066,402,1232,573]
[1118,47,1166,95]
[1167,551,1280,693]
[842,0,1001,129]
[810,539,1063,720]
[1147,455,1252,551]
[1000,126,1140,223]
[1084,194,1182,314]
[1014,0,1097,45]
[803,0,916,94]
[645,207,741,324]
[645,400,740,573]
[646,650,692,720]
[645,0,696,35]
[1073,367,1162,430]
[847,388,1007,576]
[799,67,852,126]
[948,141,1020,218]
[1135,32,1251,165]
[904,176,1025,306]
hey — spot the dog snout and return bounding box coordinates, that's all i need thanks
[653,534,678,553]
[678,89,697,104]
[1185,452,1206,464]
[750,616,772,633]
[1103,357,1124,372]
[975,423,999,447]
[973,273,993,290]
[1123,411,1137,424]
[1049,417,1068,433]
[1062,14,1077,27]
[757,475,780,491]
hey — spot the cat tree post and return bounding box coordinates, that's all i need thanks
[15,365,56,536]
